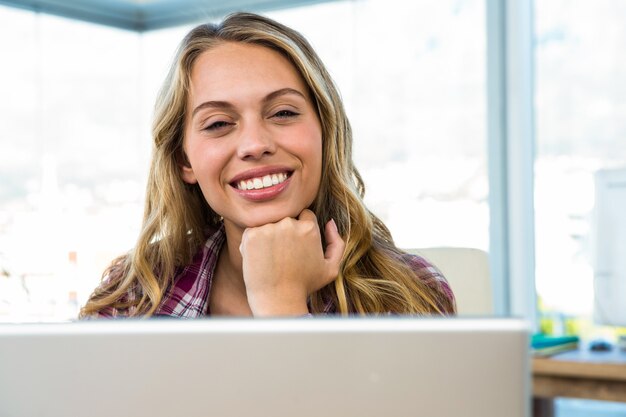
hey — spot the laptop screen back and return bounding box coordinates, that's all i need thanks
[0,318,529,417]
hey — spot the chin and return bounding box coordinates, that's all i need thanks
[242,207,305,228]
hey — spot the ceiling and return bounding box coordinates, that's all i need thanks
[0,0,333,31]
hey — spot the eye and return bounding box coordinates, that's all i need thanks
[272,109,299,119]
[203,120,233,131]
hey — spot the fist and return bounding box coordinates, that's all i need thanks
[239,209,345,316]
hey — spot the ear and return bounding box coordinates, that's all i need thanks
[180,164,198,184]
[178,151,198,184]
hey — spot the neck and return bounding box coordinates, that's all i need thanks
[221,221,246,291]
[209,221,252,316]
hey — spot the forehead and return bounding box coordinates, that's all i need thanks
[188,42,309,101]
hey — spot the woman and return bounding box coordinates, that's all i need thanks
[80,12,455,318]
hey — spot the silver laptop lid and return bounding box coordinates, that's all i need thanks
[0,318,529,417]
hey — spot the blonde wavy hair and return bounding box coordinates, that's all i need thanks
[80,12,455,318]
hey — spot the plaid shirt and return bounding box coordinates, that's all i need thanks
[95,225,455,318]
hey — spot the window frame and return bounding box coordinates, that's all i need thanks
[486,0,537,325]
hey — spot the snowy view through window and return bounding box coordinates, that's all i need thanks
[1,1,625,328]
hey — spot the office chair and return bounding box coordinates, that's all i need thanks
[406,248,493,315]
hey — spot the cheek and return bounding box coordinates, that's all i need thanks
[185,143,230,194]
[303,130,323,194]
[312,127,324,173]
[300,121,322,156]
[313,142,323,185]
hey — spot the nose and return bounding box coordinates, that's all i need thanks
[236,119,276,160]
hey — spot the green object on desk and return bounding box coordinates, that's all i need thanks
[531,334,580,357]
[531,334,579,349]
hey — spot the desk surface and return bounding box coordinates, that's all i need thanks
[532,347,626,405]
[533,348,626,381]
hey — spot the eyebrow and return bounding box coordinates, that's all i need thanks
[191,88,307,118]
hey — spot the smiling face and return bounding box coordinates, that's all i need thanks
[181,42,323,232]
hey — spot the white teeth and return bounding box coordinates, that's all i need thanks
[236,172,289,190]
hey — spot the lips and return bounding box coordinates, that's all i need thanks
[228,167,294,200]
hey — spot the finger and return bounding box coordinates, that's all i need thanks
[323,219,345,274]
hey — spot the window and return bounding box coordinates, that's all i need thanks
[0,1,487,321]
[0,7,190,321]
[269,0,487,250]
[534,0,626,334]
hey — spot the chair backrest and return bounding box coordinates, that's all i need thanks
[406,248,493,315]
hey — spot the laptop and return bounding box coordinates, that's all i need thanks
[0,317,529,417]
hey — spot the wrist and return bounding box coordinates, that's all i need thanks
[246,286,309,317]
